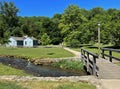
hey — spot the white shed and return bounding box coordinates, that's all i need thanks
[24,37,33,47]
[8,37,17,47]
[7,36,38,47]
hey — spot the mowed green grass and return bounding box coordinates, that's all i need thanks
[0,81,27,89]
[83,47,120,58]
[0,80,96,89]
[0,63,31,76]
[0,47,74,59]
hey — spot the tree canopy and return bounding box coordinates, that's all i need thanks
[0,2,120,47]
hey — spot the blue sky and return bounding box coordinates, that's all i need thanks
[4,0,120,17]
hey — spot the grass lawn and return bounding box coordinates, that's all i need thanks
[0,63,31,76]
[0,80,27,89]
[0,82,26,89]
[83,47,120,58]
[0,80,96,89]
[72,44,113,52]
[0,47,74,59]
[72,44,120,58]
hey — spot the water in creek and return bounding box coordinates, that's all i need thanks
[0,57,86,77]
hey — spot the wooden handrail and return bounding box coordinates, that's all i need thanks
[101,48,120,62]
[101,48,120,53]
[81,48,98,58]
[81,48,98,76]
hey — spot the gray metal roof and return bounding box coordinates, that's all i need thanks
[10,36,37,41]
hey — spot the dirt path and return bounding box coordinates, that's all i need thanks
[64,47,81,58]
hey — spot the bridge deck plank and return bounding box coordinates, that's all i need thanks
[96,58,120,79]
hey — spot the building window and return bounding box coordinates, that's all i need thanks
[25,41,27,45]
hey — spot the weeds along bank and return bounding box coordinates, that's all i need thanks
[0,76,98,89]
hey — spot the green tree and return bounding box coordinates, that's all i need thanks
[0,1,19,44]
[112,26,120,46]
[88,7,105,20]
[51,14,62,45]
[59,5,87,46]
[64,31,82,47]
[2,2,19,28]
[11,27,23,36]
[41,33,51,45]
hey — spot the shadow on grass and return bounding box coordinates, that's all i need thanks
[47,53,55,55]
[87,46,98,49]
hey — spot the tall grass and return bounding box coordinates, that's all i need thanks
[52,60,84,71]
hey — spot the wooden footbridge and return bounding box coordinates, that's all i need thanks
[81,48,120,79]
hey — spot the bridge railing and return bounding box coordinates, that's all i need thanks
[81,48,98,76]
[101,48,120,62]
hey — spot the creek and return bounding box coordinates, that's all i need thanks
[0,57,86,77]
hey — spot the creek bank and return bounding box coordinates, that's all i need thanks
[0,55,81,65]
[0,57,86,77]
[0,75,97,82]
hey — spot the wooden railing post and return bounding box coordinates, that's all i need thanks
[87,52,89,72]
[81,49,83,59]
[93,56,96,75]
[109,50,112,62]
[81,48,99,76]
[83,50,85,56]
[102,49,105,58]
